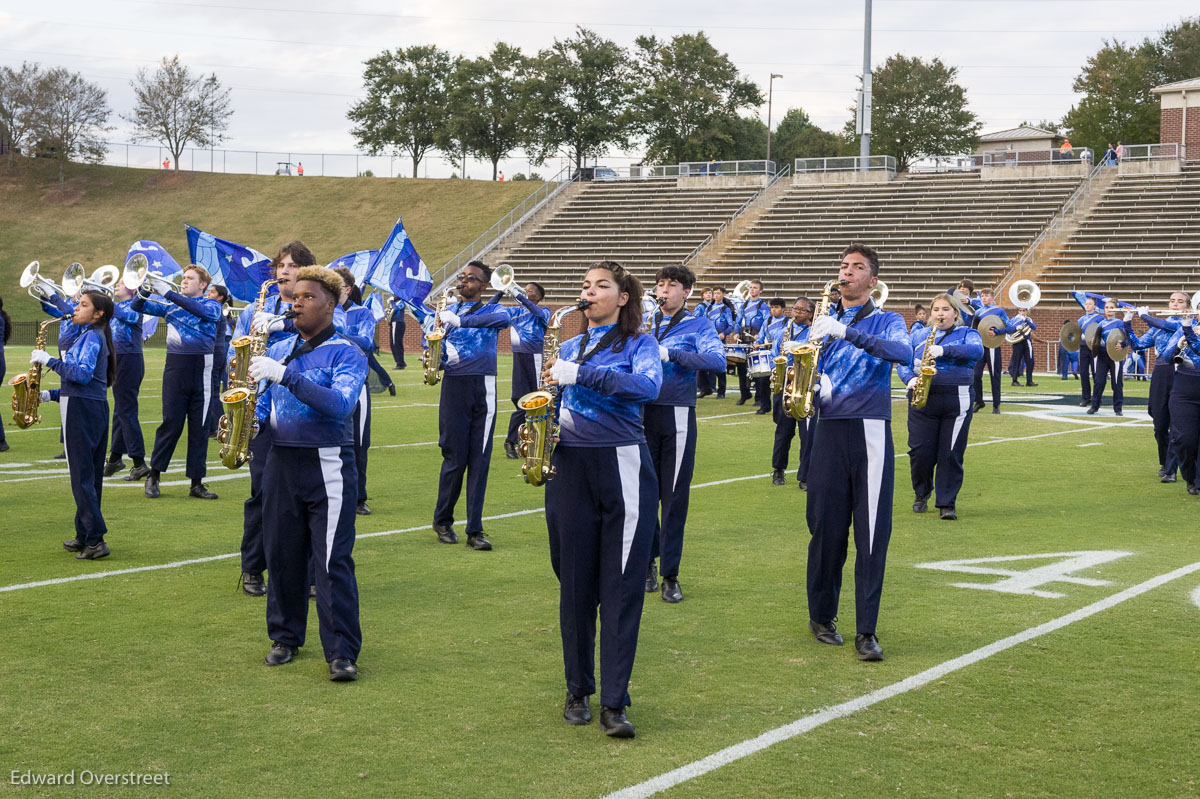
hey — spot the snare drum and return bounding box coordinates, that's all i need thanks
[747,348,773,378]
[725,343,750,365]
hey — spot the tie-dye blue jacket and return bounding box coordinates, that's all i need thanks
[648,310,724,407]
[132,291,220,355]
[558,325,662,446]
[815,304,911,420]
[255,331,368,447]
[897,325,983,387]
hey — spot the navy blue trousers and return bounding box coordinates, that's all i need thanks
[390,316,407,368]
[109,353,145,460]
[505,351,541,447]
[1169,371,1200,488]
[1149,363,1178,475]
[367,350,393,389]
[645,404,697,579]
[150,353,213,479]
[772,394,812,482]
[806,418,894,635]
[908,384,974,509]
[1009,340,1034,382]
[263,444,361,662]
[546,443,657,709]
[353,385,371,503]
[240,430,271,574]
[434,373,497,535]
[206,347,228,436]
[62,396,109,546]
[1079,346,1095,401]
[1090,354,1123,412]
[972,346,1002,409]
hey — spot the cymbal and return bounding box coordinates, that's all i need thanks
[1059,321,1082,353]
[1083,322,1102,352]
[979,317,1007,348]
[1106,328,1127,361]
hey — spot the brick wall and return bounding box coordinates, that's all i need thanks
[1160,107,1200,158]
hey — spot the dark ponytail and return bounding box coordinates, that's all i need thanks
[83,291,117,387]
[587,261,645,353]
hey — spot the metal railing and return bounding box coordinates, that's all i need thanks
[794,155,896,174]
[979,148,1095,167]
[678,160,777,177]
[1102,142,1181,163]
[682,165,792,269]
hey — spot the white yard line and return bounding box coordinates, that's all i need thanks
[604,560,1200,799]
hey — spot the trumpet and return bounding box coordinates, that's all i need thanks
[489,264,526,298]
[18,261,68,301]
[62,263,120,296]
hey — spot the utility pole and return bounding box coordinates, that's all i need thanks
[765,73,783,170]
[858,0,873,169]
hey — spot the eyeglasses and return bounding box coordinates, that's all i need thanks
[457,274,483,283]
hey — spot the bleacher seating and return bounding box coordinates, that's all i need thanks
[698,172,1081,307]
[488,179,761,300]
[1039,164,1200,307]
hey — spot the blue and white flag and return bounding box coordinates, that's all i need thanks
[126,240,183,340]
[1070,290,1134,310]
[364,291,387,323]
[185,224,272,303]
[330,249,378,288]
[366,217,432,304]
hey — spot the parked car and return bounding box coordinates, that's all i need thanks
[572,166,619,181]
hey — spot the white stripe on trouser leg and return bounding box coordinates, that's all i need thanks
[59,397,71,470]
[534,354,543,378]
[950,385,970,448]
[615,445,641,573]
[482,375,496,453]
[318,447,344,570]
[672,406,688,491]
[201,354,213,420]
[357,386,368,439]
[862,419,885,555]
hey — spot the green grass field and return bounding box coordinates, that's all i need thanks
[1,350,1198,798]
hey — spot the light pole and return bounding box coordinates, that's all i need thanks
[858,0,873,169]
[766,73,783,170]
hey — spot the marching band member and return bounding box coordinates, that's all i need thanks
[1058,340,1079,380]
[899,294,984,521]
[236,242,307,597]
[693,288,715,398]
[751,298,787,414]
[248,267,367,681]
[431,260,511,551]
[1086,300,1126,416]
[134,264,221,500]
[1128,293,1190,482]
[0,296,8,452]
[333,267,381,516]
[543,260,662,737]
[910,304,928,334]
[769,298,813,488]
[734,279,769,407]
[1168,314,1200,495]
[643,264,724,603]
[30,291,116,559]
[388,296,408,370]
[806,244,911,662]
[1007,312,1038,387]
[970,288,1015,415]
[38,287,82,460]
[102,278,147,479]
[496,281,550,460]
[205,284,233,438]
[1076,295,1104,407]
[707,287,736,399]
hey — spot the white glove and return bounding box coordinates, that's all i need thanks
[906,377,918,391]
[1123,310,1134,323]
[659,345,670,362]
[1184,316,1195,329]
[927,344,944,359]
[549,359,579,386]
[781,340,803,354]
[253,312,287,333]
[810,316,847,340]
[40,390,51,402]
[29,349,51,365]
[149,275,175,295]
[438,310,461,328]
[1137,306,1150,317]
[248,355,286,384]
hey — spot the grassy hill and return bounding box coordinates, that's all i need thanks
[0,158,541,322]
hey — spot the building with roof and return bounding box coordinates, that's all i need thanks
[1152,77,1199,160]
[974,126,1065,157]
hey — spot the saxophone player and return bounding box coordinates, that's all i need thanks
[805,244,911,662]
[898,294,983,521]
[493,281,551,461]
[769,297,813,488]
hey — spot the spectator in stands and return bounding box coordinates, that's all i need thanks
[1058,138,1073,162]
[1102,143,1118,166]
[1116,141,1127,162]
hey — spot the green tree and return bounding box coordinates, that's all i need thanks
[525,27,635,171]
[844,55,980,172]
[721,114,767,161]
[0,62,43,170]
[348,45,452,179]
[125,55,232,173]
[443,43,530,181]
[770,107,842,169]
[30,67,111,188]
[1159,17,1200,83]
[630,32,762,164]
[1062,39,1160,149]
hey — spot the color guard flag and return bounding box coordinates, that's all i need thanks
[185,224,272,303]
[330,249,378,288]
[125,240,184,340]
[366,218,432,305]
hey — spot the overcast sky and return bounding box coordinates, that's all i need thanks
[1,0,1195,178]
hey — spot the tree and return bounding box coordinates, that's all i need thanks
[844,55,981,172]
[125,55,232,172]
[348,45,452,179]
[525,27,635,171]
[1158,17,1200,84]
[443,43,530,181]
[630,32,762,164]
[1062,40,1160,149]
[1018,119,1064,136]
[770,108,842,169]
[0,62,44,170]
[721,115,767,161]
[30,67,111,187]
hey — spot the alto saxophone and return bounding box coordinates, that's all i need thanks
[516,300,591,486]
[217,279,281,469]
[771,319,791,395]
[910,326,938,409]
[421,290,452,386]
[9,319,56,429]
[783,278,845,420]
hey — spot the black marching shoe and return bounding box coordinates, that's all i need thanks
[190,483,219,500]
[265,642,297,666]
[356,501,372,516]
[808,619,844,646]
[62,538,85,552]
[54,450,66,460]
[503,441,519,460]
[755,406,770,415]
[1078,399,1090,407]
[992,407,1000,414]
[798,480,807,491]
[240,571,266,597]
[1162,473,1177,484]
[645,562,659,593]
[1086,407,1098,415]
[661,577,683,604]
[1011,380,1021,387]
[1114,410,1123,417]
[125,464,151,481]
[144,476,161,498]
[771,469,785,486]
[387,384,396,396]
[563,693,592,725]
[854,633,884,661]
[735,397,748,406]
[1027,381,1038,387]
[972,401,986,413]
[913,496,928,514]
[1158,467,1167,478]
[599,707,635,738]
[309,584,317,600]
[715,393,725,399]
[939,507,958,521]
[76,541,110,560]
[433,523,457,544]
[0,441,9,452]
[102,458,126,477]
[1188,484,1200,496]
[466,533,492,551]
[329,658,358,682]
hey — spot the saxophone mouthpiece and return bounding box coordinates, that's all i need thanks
[282,310,299,319]
[576,299,593,310]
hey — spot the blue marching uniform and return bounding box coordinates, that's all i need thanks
[389,299,407,369]
[806,302,911,636]
[1130,313,1182,477]
[109,299,146,464]
[909,320,927,335]
[0,311,6,449]
[1077,309,1105,404]
[497,294,551,451]
[705,302,736,397]
[338,300,381,507]
[735,298,770,403]
[692,300,713,396]
[44,327,111,549]
[205,310,231,436]
[1167,326,1200,490]
[1058,343,1079,379]
[255,328,367,663]
[546,324,662,710]
[972,304,1014,410]
[898,326,983,511]
[41,295,84,353]
[644,309,724,583]
[1007,317,1038,383]
[133,289,220,479]
[434,300,510,537]
[769,320,812,485]
[1089,318,1126,414]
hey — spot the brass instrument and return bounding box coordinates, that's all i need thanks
[516,300,591,486]
[63,263,120,296]
[910,325,938,409]
[421,289,453,386]
[869,279,889,308]
[489,264,526,299]
[1059,321,1082,353]
[641,293,666,332]
[730,280,753,303]
[9,320,56,429]
[1004,280,1040,344]
[771,319,792,394]
[18,261,68,301]
[782,278,845,420]
[216,279,282,469]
